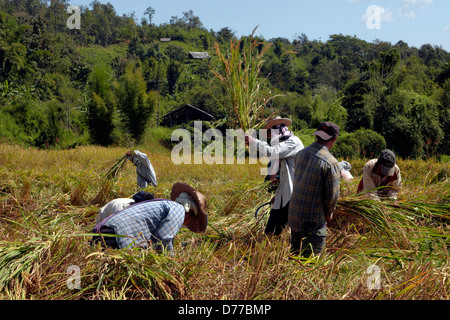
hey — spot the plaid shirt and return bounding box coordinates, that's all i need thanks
[94,200,185,251]
[288,142,341,232]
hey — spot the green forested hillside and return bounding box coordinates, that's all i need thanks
[1,0,449,159]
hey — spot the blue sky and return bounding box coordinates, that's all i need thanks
[73,0,450,51]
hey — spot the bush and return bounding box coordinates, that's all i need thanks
[0,110,28,144]
[333,128,386,159]
[295,128,316,147]
[333,131,359,159]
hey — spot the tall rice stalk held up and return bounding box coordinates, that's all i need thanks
[212,26,276,132]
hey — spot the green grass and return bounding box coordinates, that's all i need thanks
[77,44,128,69]
[0,136,448,300]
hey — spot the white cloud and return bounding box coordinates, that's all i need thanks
[381,7,395,22]
[400,9,416,19]
[401,0,433,5]
[349,0,434,3]
[400,0,434,19]
[351,0,434,19]
[444,26,450,33]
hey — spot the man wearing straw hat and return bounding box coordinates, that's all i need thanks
[245,116,304,237]
[289,122,341,257]
[91,182,207,252]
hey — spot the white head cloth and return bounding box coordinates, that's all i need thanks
[175,192,198,215]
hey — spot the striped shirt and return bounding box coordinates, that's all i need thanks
[94,200,185,251]
[288,142,341,232]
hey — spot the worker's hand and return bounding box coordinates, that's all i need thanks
[270,196,275,205]
[126,151,134,159]
[244,134,255,145]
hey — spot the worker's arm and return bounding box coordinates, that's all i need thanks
[323,162,341,222]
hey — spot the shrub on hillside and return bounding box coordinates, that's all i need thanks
[333,128,386,159]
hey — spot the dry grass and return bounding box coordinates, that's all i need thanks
[0,139,448,300]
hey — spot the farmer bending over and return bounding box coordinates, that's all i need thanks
[245,116,304,237]
[357,149,402,201]
[95,191,155,224]
[91,183,207,252]
[126,150,157,189]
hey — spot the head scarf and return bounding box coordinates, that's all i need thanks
[270,124,293,145]
[174,192,199,215]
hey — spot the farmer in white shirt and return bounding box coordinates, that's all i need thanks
[95,191,155,224]
[245,117,304,236]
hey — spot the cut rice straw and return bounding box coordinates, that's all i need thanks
[103,154,128,181]
[333,194,449,242]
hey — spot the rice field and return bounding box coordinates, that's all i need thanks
[0,132,448,300]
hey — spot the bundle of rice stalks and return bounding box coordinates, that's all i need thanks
[206,179,271,244]
[211,26,276,132]
[85,248,187,300]
[0,238,49,292]
[103,154,128,181]
[332,195,449,248]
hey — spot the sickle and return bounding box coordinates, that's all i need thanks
[254,202,272,219]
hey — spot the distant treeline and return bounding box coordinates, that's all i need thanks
[0,0,449,158]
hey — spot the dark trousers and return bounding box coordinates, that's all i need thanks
[264,202,290,237]
[290,223,327,257]
[91,225,120,249]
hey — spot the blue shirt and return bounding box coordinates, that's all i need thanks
[94,200,185,251]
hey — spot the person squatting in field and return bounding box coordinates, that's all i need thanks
[91,183,207,252]
[245,116,304,237]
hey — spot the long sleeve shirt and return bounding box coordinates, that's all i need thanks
[250,135,304,209]
[288,142,341,232]
[357,159,402,200]
[132,150,157,189]
[94,200,185,251]
[96,198,135,224]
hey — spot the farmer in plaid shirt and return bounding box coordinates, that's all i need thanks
[288,122,341,257]
[92,183,207,252]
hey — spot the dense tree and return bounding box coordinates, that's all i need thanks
[115,62,155,141]
[216,27,235,44]
[0,1,449,158]
[144,6,155,26]
[166,60,183,95]
[86,63,115,145]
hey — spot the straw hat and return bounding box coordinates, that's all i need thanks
[263,116,292,130]
[171,182,207,233]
